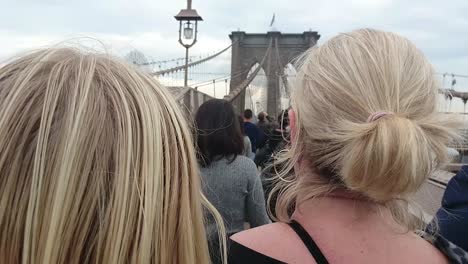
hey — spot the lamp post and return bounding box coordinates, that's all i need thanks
[175,0,203,87]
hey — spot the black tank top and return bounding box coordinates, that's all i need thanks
[228,220,329,264]
[289,220,329,264]
[228,221,468,264]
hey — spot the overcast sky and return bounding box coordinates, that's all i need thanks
[2,0,468,98]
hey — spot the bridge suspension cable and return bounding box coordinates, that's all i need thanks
[190,66,252,89]
[151,43,234,76]
[139,56,198,66]
[437,72,468,79]
[224,39,273,102]
[272,37,292,100]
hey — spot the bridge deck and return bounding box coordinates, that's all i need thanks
[412,170,454,222]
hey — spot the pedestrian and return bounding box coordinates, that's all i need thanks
[428,165,468,252]
[195,99,270,263]
[0,47,223,263]
[229,29,467,263]
[256,111,270,150]
[243,109,260,154]
[238,116,254,159]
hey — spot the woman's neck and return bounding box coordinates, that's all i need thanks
[292,195,405,233]
[291,164,407,232]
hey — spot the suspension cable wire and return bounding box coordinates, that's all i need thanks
[273,39,292,110]
[152,42,235,76]
[138,55,198,66]
[193,78,228,89]
[193,65,258,90]
[225,39,274,102]
[213,80,216,98]
[190,75,229,88]
[189,66,252,88]
[187,72,229,76]
[169,72,172,86]
[436,72,468,78]
[225,79,228,96]
[187,71,272,76]
[179,47,234,85]
[248,85,255,111]
[184,70,273,91]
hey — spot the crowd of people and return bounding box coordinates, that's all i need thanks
[0,29,467,263]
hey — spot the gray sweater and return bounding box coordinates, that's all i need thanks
[200,155,270,237]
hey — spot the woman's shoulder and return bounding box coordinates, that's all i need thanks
[243,136,252,148]
[230,223,309,263]
[231,222,291,242]
[421,231,468,264]
[201,156,257,182]
[231,155,257,171]
[228,237,285,264]
[204,155,254,167]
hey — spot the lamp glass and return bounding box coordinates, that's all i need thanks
[183,22,194,39]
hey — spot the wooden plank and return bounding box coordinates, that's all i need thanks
[430,170,455,184]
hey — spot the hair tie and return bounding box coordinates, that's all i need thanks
[367,111,394,123]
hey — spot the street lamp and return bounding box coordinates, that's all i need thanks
[175,0,202,87]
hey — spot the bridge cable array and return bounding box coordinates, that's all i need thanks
[151,43,235,76]
[224,39,274,102]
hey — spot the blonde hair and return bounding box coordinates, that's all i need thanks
[0,48,224,263]
[271,29,461,230]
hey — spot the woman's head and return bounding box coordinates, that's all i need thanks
[0,48,218,263]
[195,99,244,167]
[274,29,460,227]
[258,112,267,123]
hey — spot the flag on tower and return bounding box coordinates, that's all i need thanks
[270,13,276,27]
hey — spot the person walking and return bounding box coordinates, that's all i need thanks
[195,99,270,263]
[243,109,260,154]
[0,47,223,263]
[429,165,468,252]
[230,29,467,263]
[239,116,254,159]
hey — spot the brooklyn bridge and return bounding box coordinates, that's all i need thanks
[128,24,468,224]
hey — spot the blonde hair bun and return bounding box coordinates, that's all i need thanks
[271,29,461,227]
[292,29,460,202]
[340,114,452,202]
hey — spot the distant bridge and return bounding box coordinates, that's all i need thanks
[138,30,319,117]
[148,31,468,224]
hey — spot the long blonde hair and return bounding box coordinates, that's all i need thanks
[271,29,461,230]
[0,47,223,263]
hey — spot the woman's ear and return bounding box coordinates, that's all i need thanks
[288,109,297,143]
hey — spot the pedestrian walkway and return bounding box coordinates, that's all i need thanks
[412,170,455,222]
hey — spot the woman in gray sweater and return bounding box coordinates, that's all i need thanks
[195,99,270,262]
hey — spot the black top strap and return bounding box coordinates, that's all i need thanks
[289,220,329,264]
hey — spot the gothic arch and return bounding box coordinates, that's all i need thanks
[229,31,320,117]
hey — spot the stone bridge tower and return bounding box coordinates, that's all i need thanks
[229,31,320,117]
